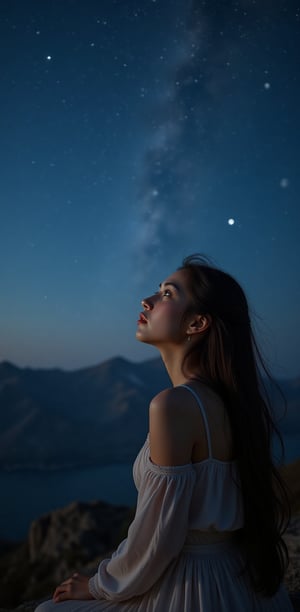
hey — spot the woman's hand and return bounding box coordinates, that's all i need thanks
[53,572,95,602]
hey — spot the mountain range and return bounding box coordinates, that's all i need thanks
[0,357,170,469]
[0,357,299,470]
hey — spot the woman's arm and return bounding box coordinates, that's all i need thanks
[88,389,196,602]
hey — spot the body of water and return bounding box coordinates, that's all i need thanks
[0,463,137,541]
[1,433,299,541]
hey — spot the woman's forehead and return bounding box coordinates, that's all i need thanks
[161,269,190,290]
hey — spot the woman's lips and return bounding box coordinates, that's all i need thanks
[137,312,148,324]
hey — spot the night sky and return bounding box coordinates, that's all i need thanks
[1,0,299,377]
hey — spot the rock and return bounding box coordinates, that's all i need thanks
[284,514,300,594]
[0,500,133,608]
[28,499,131,564]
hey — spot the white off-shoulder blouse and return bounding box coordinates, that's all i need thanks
[88,385,244,602]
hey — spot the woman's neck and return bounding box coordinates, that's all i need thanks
[158,347,192,387]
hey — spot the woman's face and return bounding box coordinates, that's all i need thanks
[136,268,194,347]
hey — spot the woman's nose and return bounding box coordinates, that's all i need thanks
[141,297,153,310]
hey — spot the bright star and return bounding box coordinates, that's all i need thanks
[280,178,289,188]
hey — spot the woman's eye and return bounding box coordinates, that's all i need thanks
[154,289,172,298]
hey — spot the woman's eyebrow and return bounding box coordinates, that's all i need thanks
[159,281,181,292]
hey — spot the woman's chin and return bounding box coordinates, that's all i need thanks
[136,330,153,345]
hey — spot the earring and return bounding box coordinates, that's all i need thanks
[187,335,191,342]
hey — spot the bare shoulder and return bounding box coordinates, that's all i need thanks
[150,386,187,413]
[149,387,196,466]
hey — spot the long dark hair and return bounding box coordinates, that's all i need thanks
[179,254,290,597]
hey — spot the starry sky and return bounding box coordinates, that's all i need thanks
[1,0,299,377]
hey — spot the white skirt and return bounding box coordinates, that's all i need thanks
[35,540,293,612]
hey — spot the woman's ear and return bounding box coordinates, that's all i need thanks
[186,314,211,337]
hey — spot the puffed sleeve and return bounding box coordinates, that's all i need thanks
[88,458,196,602]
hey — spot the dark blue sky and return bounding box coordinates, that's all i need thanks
[1,0,299,377]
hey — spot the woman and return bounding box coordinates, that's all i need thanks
[36,255,293,611]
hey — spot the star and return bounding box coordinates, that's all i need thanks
[280,178,289,188]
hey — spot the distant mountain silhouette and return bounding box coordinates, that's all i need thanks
[0,357,299,470]
[0,357,170,469]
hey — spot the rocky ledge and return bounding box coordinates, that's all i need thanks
[0,499,134,609]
